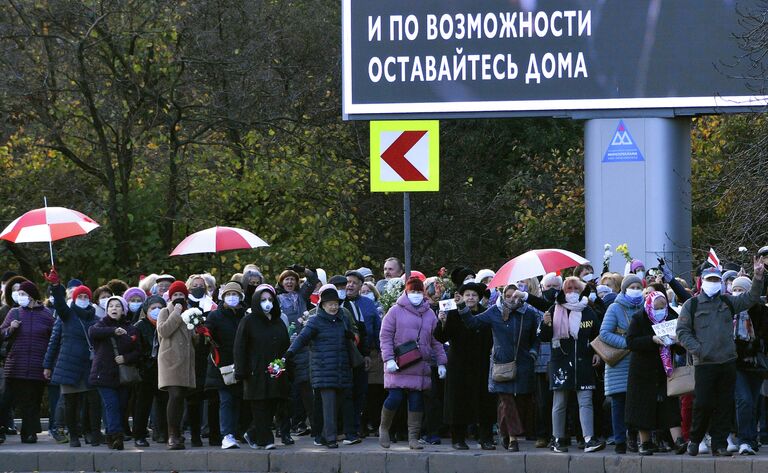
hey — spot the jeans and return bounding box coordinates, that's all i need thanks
[48,385,61,430]
[735,369,763,447]
[218,386,241,437]
[610,393,627,444]
[691,362,736,450]
[553,390,593,439]
[384,388,424,412]
[97,386,130,435]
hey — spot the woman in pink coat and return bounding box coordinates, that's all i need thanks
[378,277,447,450]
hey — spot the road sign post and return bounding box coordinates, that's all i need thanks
[371,120,440,279]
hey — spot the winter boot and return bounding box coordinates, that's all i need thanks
[112,433,124,451]
[378,407,396,449]
[407,411,424,450]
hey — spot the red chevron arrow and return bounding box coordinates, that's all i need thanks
[381,130,428,181]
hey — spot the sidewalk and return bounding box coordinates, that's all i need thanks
[0,432,761,473]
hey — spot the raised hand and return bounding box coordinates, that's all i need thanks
[43,267,60,285]
[754,256,765,279]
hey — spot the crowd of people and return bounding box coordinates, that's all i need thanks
[0,250,767,457]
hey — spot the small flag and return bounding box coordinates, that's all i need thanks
[707,248,721,270]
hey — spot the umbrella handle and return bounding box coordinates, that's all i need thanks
[44,196,55,267]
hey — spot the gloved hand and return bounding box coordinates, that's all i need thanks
[284,351,295,361]
[43,267,60,285]
[438,365,447,379]
[385,359,399,373]
[658,258,674,283]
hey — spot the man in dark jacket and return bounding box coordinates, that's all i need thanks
[677,259,765,457]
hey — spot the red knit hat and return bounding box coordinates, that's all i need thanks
[405,277,424,293]
[71,285,92,301]
[167,281,189,298]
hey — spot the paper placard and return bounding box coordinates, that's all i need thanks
[438,299,457,312]
[652,319,678,338]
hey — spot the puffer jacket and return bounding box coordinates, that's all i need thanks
[288,307,353,389]
[600,293,642,396]
[1,305,54,381]
[44,284,98,387]
[380,293,447,391]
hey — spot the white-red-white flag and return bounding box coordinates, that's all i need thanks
[707,248,721,270]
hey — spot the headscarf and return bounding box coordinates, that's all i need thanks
[644,291,673,376]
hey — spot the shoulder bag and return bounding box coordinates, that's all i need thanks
[492,313,525,382]
[591,306,631,366]
[110,337,142,385]
[393,316,423,370]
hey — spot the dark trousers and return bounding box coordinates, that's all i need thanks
[351,366,368,434]
[291,380,313,428]
[534,372,553,439]
[363,384,385,432]
[5,379,45,436]
[133,380,167,439]
[691,362,737,450]
[248,399,279,446]
[423,367,445,437]
[316,388,354,443]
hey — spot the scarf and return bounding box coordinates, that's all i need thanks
[553,297,587,340]
[644,291,673,377]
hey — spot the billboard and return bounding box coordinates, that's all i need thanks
[342,0,768,120]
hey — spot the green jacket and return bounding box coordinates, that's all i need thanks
[676,276,764,366]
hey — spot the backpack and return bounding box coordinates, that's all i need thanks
[687,294,736,323]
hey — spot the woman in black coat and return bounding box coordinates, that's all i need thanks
[234,284,290,449]
[434,282,496,450]
[625,290,686,455]
[204,282,246,450]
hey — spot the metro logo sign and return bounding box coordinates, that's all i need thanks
[370,120,439,192]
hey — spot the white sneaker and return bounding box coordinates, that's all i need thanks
[739,443,756,455]
[699,439,710,455]
[727,433,739,453]
[265,443,276,450]
[221,434,240,450]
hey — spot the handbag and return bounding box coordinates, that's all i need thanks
[492,312,525,383]
[0,309,19,360]
[591,307,630,366]
[218,364,237,386]
[78,318,95,361]
[667,355,695,397]
[393,318,423,370]
[110,338,142,385]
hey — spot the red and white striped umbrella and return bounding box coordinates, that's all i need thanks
[0,207,100,243]
[170,226,269,256]
[488,249,589,288]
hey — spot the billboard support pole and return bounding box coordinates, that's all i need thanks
[404,192,412,279]
[584,117,692,282]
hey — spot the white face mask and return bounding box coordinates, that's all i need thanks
[732,289,745,297]
[625,288,644,299]
[49,296,55,305]
[362,292,375,301]
[260,300,273,312]
[75,298,91,309]
[565,292,581,304]
[337,289,347,300]
[11,291,19,304]
[99,298,109,309]
[407,293,424,306]
[702,280,722,297]
[224,295,241,307]
[636,271,645,280]
[17,295,30,307]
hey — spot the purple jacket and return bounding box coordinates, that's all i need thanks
[380,293,447,391]
[1,306,54,381]
[88,316,141,388]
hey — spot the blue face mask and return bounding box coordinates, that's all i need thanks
[129,302,143,313]
[148,307,161,320]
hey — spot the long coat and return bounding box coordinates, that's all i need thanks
[134,317,159,387]
[88,316,141,388]
[380,293,447,391]
[600,294,642,396]
[539,304,600,391]
[157,306,196,389]
[44,284,98,387]
[0,305,54,381]
[460,304,539,395]
[289,307,354,389]
[234,309,290,401]
[204,304,245,391]
[434,307,495,425]
[625,310,683,430]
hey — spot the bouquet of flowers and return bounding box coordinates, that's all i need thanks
[615,243,633,263]
[379,278,405,314]
[267,358,286,379]
[181,307,205,330]
[602,244,613,273]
